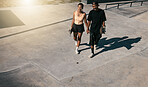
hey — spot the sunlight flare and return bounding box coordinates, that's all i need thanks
[20,0,34,6]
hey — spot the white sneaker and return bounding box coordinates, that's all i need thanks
[75,41,77,46]
[75,47,79,54]
[94,45,99,50]
[88,53,94,58]
[94,45,97,50]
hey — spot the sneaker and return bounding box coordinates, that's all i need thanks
[75,47,79,54]
[75,41,77,46]
[88,53,94,58]
[94,45,97,50]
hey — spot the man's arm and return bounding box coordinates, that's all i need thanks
[102,21,105,27]
[87,21,91,34]
[87,11,92,34]
[100,10,106,34]
[100,21,106,34]
[102,10,106,28]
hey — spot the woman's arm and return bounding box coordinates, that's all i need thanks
[84,13,90,34]
[84,13,88,29]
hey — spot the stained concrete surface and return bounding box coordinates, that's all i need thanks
[0,64,64,87]
[0,2,148,87]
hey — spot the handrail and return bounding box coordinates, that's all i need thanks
[105,0,147,10]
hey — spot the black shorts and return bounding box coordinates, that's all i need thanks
[72,23,84,33]
[90,32,102,46]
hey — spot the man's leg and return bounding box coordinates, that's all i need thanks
[89,33,95,58]
[94,33,102,49]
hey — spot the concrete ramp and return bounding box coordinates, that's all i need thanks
[0,10,24,29]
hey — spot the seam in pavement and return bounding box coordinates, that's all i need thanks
[0,60,65,86]
[28,61,66,87]
[60,46,148,80]
[141,47,148,52]
[0,63,30,74]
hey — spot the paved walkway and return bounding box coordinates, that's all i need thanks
[0,2,148,87]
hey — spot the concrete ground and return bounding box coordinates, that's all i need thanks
[0,2,148,87]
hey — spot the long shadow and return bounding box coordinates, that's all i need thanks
[79,36,129,53]
[79,43,90,53]
[80,43,90,46]
[97,36,128,49]
[129,10,148,18]
[93,36,142,57]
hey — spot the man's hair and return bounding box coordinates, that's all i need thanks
[78,3,84,9]
[92,2,99,6]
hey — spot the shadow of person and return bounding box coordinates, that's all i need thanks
[79,43,91,53]
[97,36,128,49]
[94,36,142,57]
[79,36,129,52]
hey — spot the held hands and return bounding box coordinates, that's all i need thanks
[87,28,90,34]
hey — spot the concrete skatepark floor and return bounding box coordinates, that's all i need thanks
[0,2,148,87]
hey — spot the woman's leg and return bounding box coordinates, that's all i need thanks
[73,32,78,41]
[73,32,78,45]
[77,32,83,47]
[75,32,82,54]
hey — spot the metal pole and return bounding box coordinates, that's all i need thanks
[117,3,119,9]
[141,1,143,6]
[105,4,107,10]
[130,2,132,7]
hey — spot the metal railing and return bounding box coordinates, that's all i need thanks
[87,0,131,4]
[105,0,147,10]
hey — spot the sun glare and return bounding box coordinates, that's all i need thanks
[20,0,34,6]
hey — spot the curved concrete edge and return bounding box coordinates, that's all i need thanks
[0,63,65,87]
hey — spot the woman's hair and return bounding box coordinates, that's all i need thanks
[78,3,84,9]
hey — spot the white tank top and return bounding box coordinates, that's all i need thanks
[74,11,85,25]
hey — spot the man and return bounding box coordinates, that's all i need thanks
[87,2,106,58]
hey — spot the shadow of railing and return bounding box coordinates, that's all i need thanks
[129,10,148,18]
[79,43,90,52]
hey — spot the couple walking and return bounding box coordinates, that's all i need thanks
[70,2,106,58]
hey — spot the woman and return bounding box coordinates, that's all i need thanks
[71,3,88,54]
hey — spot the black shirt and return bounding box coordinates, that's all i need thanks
[88,9,106,32]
